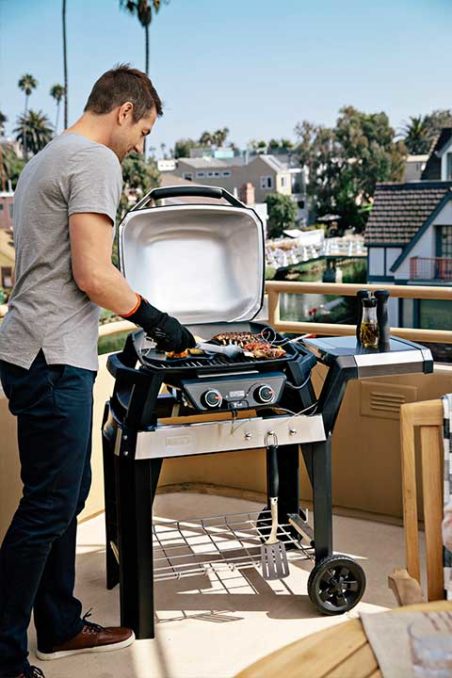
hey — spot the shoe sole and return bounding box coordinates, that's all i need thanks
[35,632,135,660]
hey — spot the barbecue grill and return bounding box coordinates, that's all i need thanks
[102,185,434,639]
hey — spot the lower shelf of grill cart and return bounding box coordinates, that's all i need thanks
[151,509,314,583]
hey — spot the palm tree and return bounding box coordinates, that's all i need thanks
[18,74,38,159]
[14,110,54,156]
[120,0,166,155]
[18,73,38,114]
[213,127,229,147]
[62,0,68,128]
[401,115,430,155]
[120,1,166,75]
[50,84,66,133]
[199,131,213,147]
[0,111,7,137]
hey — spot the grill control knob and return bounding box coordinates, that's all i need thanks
[202,388,223,409]
[255,384,275,404]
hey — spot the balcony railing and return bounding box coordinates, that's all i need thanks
[410,256,452,281]
[265,281,452,345]
[98,281,452,346]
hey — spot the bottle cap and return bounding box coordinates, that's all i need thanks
[362,298,377,307]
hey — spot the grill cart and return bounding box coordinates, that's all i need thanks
[102,186,433,638]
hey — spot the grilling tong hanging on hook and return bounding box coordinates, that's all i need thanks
[260,433,290,580]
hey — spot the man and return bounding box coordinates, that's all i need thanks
[0,64,195,678]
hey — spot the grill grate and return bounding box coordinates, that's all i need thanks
[152,509,313,582]
[139,347,296,373]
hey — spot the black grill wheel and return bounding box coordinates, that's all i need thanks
[307,554,366,615]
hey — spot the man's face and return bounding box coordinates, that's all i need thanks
[114,106,157,161]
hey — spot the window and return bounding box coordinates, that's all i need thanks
[420,300,451,330]
[222,171,231,177]
[207,171,215,177]
[183,172,193,181]
[0,204,3,212]
[214,171,221,177]
[280,176,286,188]
[440,226,452,258]
[260,176,273,190]
[196,171,205,178]
[447,153,452,180]
[1,267,12,288]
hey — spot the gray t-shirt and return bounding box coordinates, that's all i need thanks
[0,133,123,371]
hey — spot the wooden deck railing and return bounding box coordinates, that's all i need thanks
[97,281,452,345]
[266,281,452,345]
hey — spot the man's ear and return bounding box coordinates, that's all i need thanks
[117,101,134,126]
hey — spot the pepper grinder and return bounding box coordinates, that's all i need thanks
[374,289,391,351]
[356,289,371,344]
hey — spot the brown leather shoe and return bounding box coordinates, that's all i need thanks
[35,619,135,660]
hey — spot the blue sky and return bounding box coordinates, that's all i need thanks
[1,0,452,154]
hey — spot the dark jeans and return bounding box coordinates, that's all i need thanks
[0,351,96,676]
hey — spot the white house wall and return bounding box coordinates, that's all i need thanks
[393,201,452,279]
[368,247,385,276]
[385,248,402,276]
[432,200,452,227]
[440,138,452,180]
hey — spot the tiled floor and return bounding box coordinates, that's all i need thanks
[28,493,418,678]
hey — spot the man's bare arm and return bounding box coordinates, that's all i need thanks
[69,212,137,315]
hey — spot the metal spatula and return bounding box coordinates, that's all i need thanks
[261,443,290,580]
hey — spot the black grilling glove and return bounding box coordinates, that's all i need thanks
[122,295,196,353]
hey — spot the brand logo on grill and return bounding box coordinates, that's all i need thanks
[165,435,192,451]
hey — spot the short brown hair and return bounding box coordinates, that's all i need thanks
[84,63,163,121]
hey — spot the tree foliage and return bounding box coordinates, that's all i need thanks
[117,152,160,219]
[113,153,160,267]
[401,109,452,154]
[199,127,230,147]
[0,111,7,136]
[18,73,38,103]
[50,83,65,132]
[174,138,197,158]
[265,192,297,239]
[1,145,25,190]
[14,110,53,156]
[295,106,405,232]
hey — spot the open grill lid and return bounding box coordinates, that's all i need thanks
[119,186,265,327]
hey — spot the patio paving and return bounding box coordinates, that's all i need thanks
[29,493,421,678]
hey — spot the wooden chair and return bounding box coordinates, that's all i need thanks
[389,399,445,606]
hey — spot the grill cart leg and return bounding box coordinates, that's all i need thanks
[102,415,119,590]
[115,453,162,639]
[301,437,333,563]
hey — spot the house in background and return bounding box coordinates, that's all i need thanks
[365,180,452,329]
[0,190,14,231]
[421,128,452,181]
[403,155,429,182]
[159,173,268,233]
[168,154,307,225]
[0,227,15,292]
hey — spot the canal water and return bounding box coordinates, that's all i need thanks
[278,258,367,324]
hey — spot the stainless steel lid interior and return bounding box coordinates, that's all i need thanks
[119,187,265,326]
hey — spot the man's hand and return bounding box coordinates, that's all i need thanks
[122,296,196,353]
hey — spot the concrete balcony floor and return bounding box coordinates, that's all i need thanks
[28,492,421,678]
